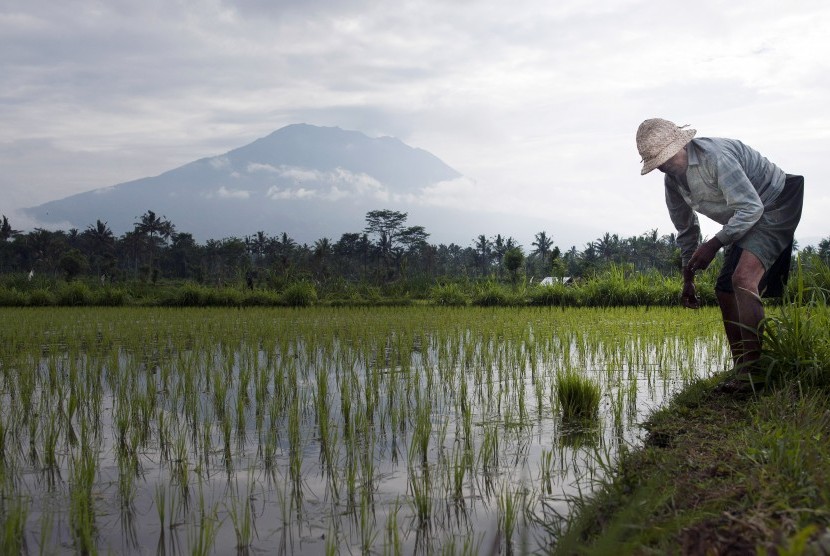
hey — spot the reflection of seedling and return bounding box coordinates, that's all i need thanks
[539,449,554,495]
[1,495,29,555]
[384,497,402,555]
[409,468,432,526]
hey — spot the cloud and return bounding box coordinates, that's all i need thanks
[210,157,232,170]
[265,186,317,200]
[204,186,251,199]
[262,166,390,202]
[2,0,829,247]
[246,162,279,173]
[415,177,479,208]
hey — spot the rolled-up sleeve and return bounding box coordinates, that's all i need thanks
[665,179,700,267]
[713,153,764,245]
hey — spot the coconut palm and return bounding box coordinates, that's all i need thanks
[134,210,176,282]
[81,220,116,277]
[532,231,555,277]
[474,234,491,276]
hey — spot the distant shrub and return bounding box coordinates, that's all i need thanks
[0,287,26,307]
[361,286,384,304]
[366,297,414,307]
[160,283,206,306]
[471,282,517,307]
[281,282,318,307]
[241,290,282,306]
[96,287,128,306]
[527,283,573,306]
[429,283,468,306]
[56,282,92,306]
[28,288,56,307]
[204,287,244,307]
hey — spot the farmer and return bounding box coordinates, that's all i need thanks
[636,118,804,390]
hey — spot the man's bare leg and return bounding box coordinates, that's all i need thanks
[731,250,767,368]
[716,290,744,366]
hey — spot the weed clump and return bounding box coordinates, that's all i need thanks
[281,281,317,306]
[57,282,93,306]
[429,283,468,306]
[28,288,56,306]
[471,282,519,306]
[0,287,26,307]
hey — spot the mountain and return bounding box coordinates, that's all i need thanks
[23,124,478,244]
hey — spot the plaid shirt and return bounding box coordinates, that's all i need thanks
[664,137,786,266]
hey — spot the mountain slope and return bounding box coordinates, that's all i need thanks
[24,124,465,243]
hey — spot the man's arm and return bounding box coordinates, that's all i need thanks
[665,178,703,309]
[664,179,700,267]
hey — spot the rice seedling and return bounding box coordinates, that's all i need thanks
[409,467,433,527]
[556,371,601,421]
[68,441,98,553]
[226,478,256,551]
[498,485,523,555]
[187,495,221,556]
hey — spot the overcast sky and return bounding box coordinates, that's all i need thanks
[2,0,828,249]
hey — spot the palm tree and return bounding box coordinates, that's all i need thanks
[118,231,145,279]
[595,232,621,265]
[313,237,332,278]
[532,231,554,277]
[532,231,553,259]
[274,232,298,275]
[26,229,67,275]
[818,236,830,264]
[246,231,269,268]
[169,232,199,279]
[134,210,175,281]
[491,234,512,277]
[474,234,491,276]
[82,220,116,277]
[503,246,525,285]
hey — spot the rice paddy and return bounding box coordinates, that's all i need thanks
[0,306,729,554]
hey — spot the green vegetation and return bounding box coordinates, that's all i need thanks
[0,304,727,553]
[0,208,736,296]
[3,205,828,310]
[556,371,602,420]
[551,269,830,554]
[0,261,727,308]
[2,212,829,553]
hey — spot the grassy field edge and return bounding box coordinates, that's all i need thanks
[552,377,830,554]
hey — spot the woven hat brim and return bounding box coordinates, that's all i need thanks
[640,129,696,175]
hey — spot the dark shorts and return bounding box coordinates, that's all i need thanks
[715,174,804,298]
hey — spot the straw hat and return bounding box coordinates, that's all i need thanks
[636,118,696,175]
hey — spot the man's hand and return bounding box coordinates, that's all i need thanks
[681,279,700,309]
[687,237,723,273]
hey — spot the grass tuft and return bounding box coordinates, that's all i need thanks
[556,371,601,420]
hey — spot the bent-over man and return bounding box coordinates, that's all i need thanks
[636,118,804,391]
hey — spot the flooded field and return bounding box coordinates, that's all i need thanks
[0,306,729,554]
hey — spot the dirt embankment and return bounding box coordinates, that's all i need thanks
[553,378,830,555]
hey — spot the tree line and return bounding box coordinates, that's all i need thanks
[2,209,828,290]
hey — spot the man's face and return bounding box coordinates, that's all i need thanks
[657,145,689,176]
